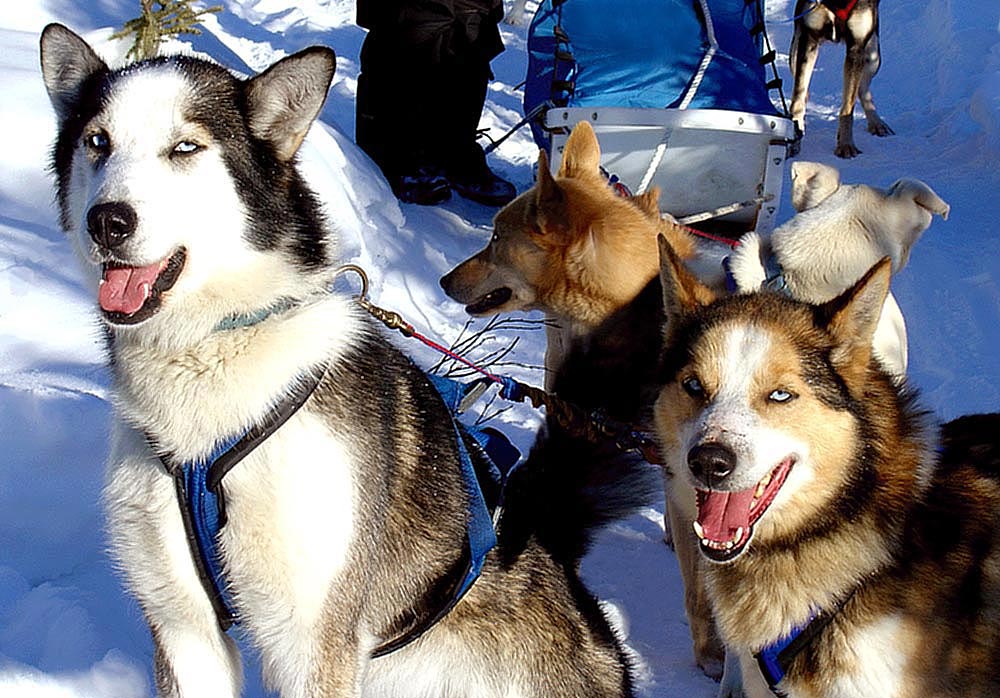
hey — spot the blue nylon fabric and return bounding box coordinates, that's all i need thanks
[182,434,243,622]
[755,614,815,693]
[427,374,505,596]
[525,0,779,148]
[757,629,796,688]
[179,374,514,631]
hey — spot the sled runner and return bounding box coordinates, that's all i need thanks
[525,0,796,236]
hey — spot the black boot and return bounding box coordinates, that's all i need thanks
[444,143,516,206]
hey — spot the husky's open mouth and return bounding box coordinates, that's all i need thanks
[465,286,513,315]
[99,248,186,325]
[693,456,795,563]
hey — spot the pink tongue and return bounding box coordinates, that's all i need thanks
[99,261,166,315]
[696,488,756,543]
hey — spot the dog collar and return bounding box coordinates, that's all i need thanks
[213,297,299,332]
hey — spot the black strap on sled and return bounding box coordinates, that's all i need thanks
[746,0,791,117]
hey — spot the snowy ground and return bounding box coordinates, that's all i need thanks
[0,0,997,696]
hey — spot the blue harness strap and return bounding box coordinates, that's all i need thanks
[165,366,328,631]
[167,366,519,653]
[370,374,519,657]
[755,619,808,696]
[174,437,243,629]
[754,588,857,696]
[428,374,503,590]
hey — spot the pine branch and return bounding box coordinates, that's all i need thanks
[112,0,222,61]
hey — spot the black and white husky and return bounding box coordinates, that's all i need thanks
[40,23,650,697]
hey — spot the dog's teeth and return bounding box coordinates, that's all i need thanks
[755,482,766,499]
[760,472,772,487]
[733,527,744,545]
[693,521,705,539]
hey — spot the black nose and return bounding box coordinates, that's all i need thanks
[688,442,737,486]
[87,202,137,250]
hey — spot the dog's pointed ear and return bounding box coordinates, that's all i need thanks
[819,258,892,378]
[659,234,716,324]
[535,148,563,207]
[557,121,601,178]
[245,46,336,161]
[40,24,109,123]
[790,161,841,212]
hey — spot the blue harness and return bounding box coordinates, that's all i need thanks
[754,589,857,695]
[164,369,518,655]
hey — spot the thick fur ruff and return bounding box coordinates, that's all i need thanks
[41,24,646,697]
[654,237,1000,697]
[728,160,950,380]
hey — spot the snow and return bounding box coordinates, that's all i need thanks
[1,0,998,696]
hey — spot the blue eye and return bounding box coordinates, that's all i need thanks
[173,141,201,155]
[86,131,110,152]
[682,376,704,397]
[769,389,795,403]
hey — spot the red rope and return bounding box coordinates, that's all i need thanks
[681,224,741,249]
[409,328,507,386]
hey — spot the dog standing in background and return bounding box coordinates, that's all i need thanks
[789,0,893,158]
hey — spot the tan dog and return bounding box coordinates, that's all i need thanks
[440,121,720,389]
[441,122,732,679]
[727,160,950,381]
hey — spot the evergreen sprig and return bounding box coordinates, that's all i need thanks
[112,0,222,61]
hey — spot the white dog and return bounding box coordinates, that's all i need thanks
[728,160,950,380]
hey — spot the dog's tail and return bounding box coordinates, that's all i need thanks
[498,425,662,566]
[725,232,769,293]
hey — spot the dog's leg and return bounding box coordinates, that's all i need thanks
[150,622,242,698]
[716,650,746,698]
[836,11,880,158]
[788,23,823,156]
[106,450,242,697]
[859,30,894,138]
[835,42,865,158]
[667,490,726,680]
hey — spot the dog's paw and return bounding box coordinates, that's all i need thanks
[699,656,726,682]
[867,116,895,137]
[834,141,862,159]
